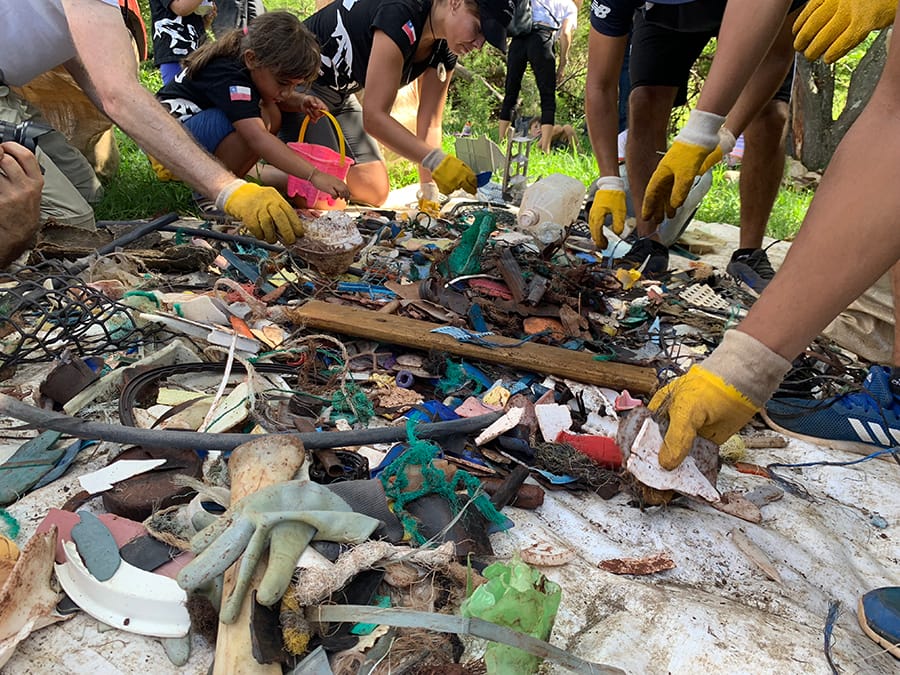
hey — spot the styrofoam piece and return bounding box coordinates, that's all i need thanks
[626,417,720,502]
[174,296,229,326]
[474,406,524,446]
[582,411,619,438]
[78,460,166,495]
[55,540,189,638]
[534,404,573,443]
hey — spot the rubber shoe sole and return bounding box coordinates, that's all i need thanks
[760,408,900,457]
[858,590,900,659]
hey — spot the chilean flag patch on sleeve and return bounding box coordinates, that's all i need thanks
[229,85,253,101]
[402,20,416,44]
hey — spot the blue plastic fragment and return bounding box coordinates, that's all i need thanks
[71,511,121,582]
[871,514,889,529]
[404,400,460,424]
[468,304,488,333]
[336,282,397,298]
[561,339,584,351]
[32,439,97,490]
[461,362,494,390]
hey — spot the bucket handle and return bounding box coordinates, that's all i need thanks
[298,110,348,167]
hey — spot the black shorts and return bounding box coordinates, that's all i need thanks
[630,0,804,106]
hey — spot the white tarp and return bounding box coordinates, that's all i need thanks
[2,220,898,673]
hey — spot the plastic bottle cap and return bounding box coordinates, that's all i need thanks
[518,209,538,229]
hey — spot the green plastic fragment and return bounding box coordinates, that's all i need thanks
[442,211,496,277]
[460,556,562,674]
[349,595,391,635]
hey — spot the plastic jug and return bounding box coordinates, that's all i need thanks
[517,174,586,234]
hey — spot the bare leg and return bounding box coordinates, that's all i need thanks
[738,99,789,249]
[214,131,259,179]
[625,85,678,238]
[499,120,510,143]
[739,17,900,360]
[345,161,390,206]
[540,124,553,153]
[562,124,578,152]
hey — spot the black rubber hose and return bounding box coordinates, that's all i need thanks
[0,393,501,452]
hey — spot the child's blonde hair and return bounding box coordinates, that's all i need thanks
[183,11,320,84]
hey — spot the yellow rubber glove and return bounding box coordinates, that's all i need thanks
[648,330,791,470]
[422,149,477,195]
[588,176,626,246]
[697,126,737,176]
[642,110,725,224]
[793,0,897,64]
[218,180,304,245]
[147,154,177,182]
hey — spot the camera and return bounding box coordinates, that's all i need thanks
[0,120,52,153]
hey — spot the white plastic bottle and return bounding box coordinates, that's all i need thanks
[517,174,586,235]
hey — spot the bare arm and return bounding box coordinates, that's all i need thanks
[556,18,575,84]
[739,12,900,360]
[61,0,237,201]
[362,31,435,164]
[585,30,628,178]
[720,7,796,136]
[415,67,452,184]
[696,0,793,116]
[169,0,203,16]
[231,117,349,198]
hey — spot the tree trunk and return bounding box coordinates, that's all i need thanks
[791,30,889,172]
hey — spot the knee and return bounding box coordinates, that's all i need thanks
[627,87,658,126]
[748,101,789,142]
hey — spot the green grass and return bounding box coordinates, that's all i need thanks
[695,165,814,241]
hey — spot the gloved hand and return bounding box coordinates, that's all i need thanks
[648,330,791,470]
[422,149,477,195]
[147,154,176,182]
[176,480,379,623]
[697,126,737,175]
[417,180,442,217]
[588,176,626,246]
[642,110,726,224]
[217,179,305,245]
[793,0,897,64]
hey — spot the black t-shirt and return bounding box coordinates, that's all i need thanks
[304,0,457,98]
[150,0,207,66]
[156,57,262,123]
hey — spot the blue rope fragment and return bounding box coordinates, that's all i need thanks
[824,600,841,675]
[430,326,549,349]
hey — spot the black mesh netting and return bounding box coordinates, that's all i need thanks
[0,263,163,369]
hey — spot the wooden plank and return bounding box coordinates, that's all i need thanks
[289,301,658,394]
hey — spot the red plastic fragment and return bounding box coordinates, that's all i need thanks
[556,430,623,469]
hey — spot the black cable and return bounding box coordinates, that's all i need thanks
[0,393,502,452]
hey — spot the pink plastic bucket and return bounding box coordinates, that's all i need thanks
[286,111,354,208]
